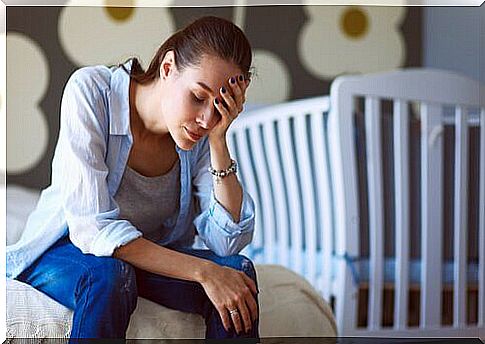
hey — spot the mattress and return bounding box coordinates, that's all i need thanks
[5,184,337,339]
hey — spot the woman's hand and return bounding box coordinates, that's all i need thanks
[199,261,258,335]
[209,74,250,143]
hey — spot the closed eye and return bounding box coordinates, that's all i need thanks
[192,93,205,103]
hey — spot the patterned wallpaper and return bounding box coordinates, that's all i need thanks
[5,5,422,188]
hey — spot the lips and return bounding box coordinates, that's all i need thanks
[184,127,203,141]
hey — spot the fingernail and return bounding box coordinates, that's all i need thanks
[230,77,235,84]
[221,86,226,94]
[214,98,219,104]
[239,75,243,82]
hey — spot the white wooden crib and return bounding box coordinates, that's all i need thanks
[230,68,485,337]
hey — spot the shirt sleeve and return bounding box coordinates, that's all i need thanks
[56,70,142,256]
[192,138,256,256]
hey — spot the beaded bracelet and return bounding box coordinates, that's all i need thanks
[208,159,237,184]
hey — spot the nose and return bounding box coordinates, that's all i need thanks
[197,105,217,129]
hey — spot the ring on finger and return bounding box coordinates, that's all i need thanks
[229,308,239,316]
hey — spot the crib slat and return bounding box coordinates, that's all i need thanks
[249,125,276,263]
[393,100,410,330]
[365,97,384,330]
[453,105,468,327]
[420,102,443,328]
[235,129,264,254]
[263,121,290,267]
[278,117,303,273]
[479,108,485,327]
[294,114,318,286]
[311,109,334,299]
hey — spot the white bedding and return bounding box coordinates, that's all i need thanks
[5,184,337,339]
[6,185,40,246]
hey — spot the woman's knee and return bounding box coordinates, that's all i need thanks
[83,258,138,307]
[226,255,258,287]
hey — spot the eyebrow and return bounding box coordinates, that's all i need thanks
[196,82,215,95]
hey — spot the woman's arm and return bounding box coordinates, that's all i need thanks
[58,68,143,256]
[113,236,212,282]
[207,137,243,223]
[206,75,251,223]
[191,75,255,257]
[113,236,259,335]
[192,137,255,257]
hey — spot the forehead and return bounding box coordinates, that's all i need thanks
[182,55,242,88]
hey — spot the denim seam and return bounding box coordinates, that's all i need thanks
[71,267,92,339]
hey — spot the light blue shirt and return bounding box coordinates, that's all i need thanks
[6,60,255,279]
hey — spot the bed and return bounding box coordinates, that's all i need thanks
[228,68,485,337]
[5,185,337,339]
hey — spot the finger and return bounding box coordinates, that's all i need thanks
[241,79,250,105]
[229,75,244,108]
[239,74,250,93]
[237,298,253,334]
[244,78,251,89]
[214,98,232,121]
[237,104,244,114]
[216,304,233,333]
[245,289,259,322]
[240,76,250,108]
[229,306,244,335]
[240,75,251,97]
[241,272,258,295]
[219,86,237,115]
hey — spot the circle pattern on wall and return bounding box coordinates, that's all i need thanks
[59,0,175,67]
[0,34,6,173]
[299,5,406,79]
[104,0,136,21]
[5,5,421,187]
[6,32,50,174]
[245,49,291,105]
[341,7,369,39]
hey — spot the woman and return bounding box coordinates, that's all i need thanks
[7,16,259,340]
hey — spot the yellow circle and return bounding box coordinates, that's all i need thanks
[104,0,135,22]
[340,7,369,39]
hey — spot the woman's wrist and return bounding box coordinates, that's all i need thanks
[208,136,232,170]
[208,133,227,150]
[195,259,218,284]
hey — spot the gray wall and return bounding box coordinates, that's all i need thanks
[423,5,484,84]
[6,5,422,189]
[422,6,483,262]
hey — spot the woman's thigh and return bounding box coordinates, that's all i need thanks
[16,234,135,310]
[135,247,259,316]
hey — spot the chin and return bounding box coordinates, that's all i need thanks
[174,137,197,151]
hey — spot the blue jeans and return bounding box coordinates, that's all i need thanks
[16,234,260,341]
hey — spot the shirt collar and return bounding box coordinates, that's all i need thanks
[109,59,133,136]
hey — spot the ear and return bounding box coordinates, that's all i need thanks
[159,50,177,80]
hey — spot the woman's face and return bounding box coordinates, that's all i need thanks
[158,52,243,151]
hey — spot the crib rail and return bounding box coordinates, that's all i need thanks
[393,99,410,329]
[228,68,484,337]
[227,97,333,297]
[329,68,485,335]
[479,108,485,328]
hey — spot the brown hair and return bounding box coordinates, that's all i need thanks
[120,16,253,84]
